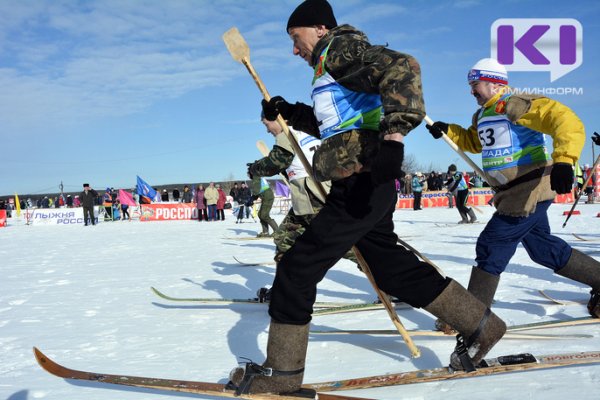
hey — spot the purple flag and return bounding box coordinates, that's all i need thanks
[275,181,290,197]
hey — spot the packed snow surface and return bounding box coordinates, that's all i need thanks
[1,203,600,400]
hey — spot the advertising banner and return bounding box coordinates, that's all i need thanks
[139,203,198,221]
[396,189,494,209]
[25,207,101,225]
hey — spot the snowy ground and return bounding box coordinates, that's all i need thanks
[1,202,600,400]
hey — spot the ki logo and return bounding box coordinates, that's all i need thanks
[491,19,582,82]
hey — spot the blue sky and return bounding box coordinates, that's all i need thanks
[1,0,599,196]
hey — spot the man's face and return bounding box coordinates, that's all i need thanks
[262,118,282,136]
[469,81,503,106]
[288,26,325,66]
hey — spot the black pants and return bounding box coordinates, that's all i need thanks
[456,189,471,215]
[197,208,207,221]
[83,206,95,225]
[413,191,422,210]
[269,173,449,325]
[217,209,225,220]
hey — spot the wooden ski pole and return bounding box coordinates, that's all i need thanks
[256,140,290,187]
[424,115,488,212]
[223,27,420,358]
[563,153,600,228]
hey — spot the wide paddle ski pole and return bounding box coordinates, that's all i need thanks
[563,153,600,228]
[223,27,420,358]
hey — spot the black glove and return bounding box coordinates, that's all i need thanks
[371,140,405,185]
[245,197,255,207]
[425,121,449,139]
[261,96,295,121]
[592,132,600,146]
[246,162,254,179]
[550,163,574,194]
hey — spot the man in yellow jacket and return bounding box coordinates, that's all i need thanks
[427,58,600,325]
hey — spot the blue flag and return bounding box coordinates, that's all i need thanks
[136,175,157,204]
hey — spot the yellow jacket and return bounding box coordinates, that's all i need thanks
[445,89,585,216]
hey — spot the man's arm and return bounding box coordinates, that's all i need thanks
[248,145,294,178]
[325,34,425,136]
[446,123,482,153]
[512,97,585,164]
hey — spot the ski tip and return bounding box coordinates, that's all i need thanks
[33,347,49,369]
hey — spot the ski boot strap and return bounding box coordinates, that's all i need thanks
[455,307,492,372]
[235,361,305,395]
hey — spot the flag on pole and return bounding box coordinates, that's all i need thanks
[117,189,136,206]
[275,180,290,197]
[15,193,21,217]
[136,175,157,204]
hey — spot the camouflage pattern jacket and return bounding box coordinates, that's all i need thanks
[287,24,425,182]
[249,131,330,215]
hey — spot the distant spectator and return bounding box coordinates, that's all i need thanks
[113,199,121,221]
[403,174,413,195]
[66,195,73,208]
[121,200,130,221]
[102,188,113,221]
[161,189,169,202]
[216,184,227,221]
[204,182,219,221]
[172,187,180,202]
[412,172,425,210]
[182,185,193,203]
[194,184,207,221]
[80,184,98,226]
[237,182,252,221]
[229,183,240,202]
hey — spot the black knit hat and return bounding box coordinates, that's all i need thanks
[287,0,338,32]
[448,164,457,173]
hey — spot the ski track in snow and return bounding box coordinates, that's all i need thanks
[1,203,599,400]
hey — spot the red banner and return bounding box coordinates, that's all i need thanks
[396,189,494,209]
[139,203,199,221]
[396,189,579,209]
[0,210,6,227]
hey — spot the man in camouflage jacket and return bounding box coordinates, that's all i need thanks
[229,0,506,395]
